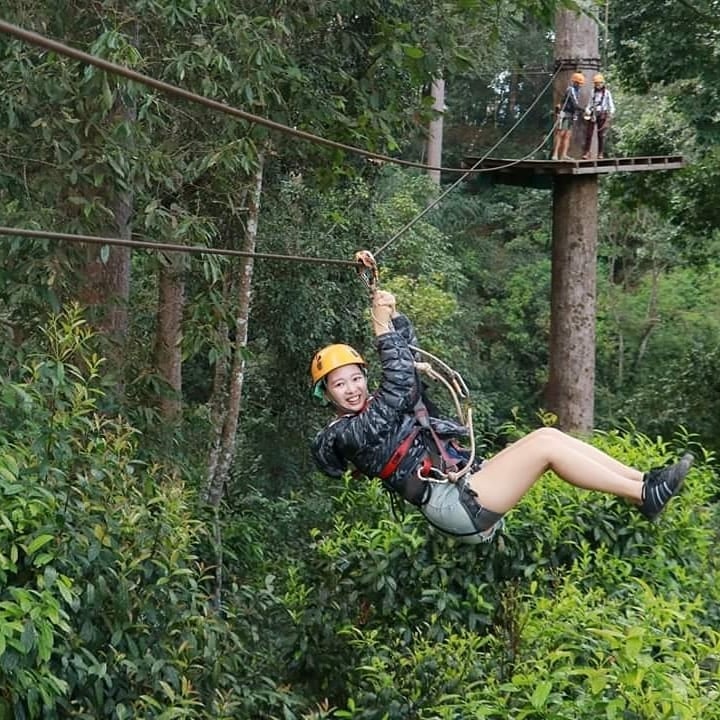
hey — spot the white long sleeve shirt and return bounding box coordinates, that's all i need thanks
[588,87,615,115]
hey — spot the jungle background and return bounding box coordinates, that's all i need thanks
[1,0,719,718]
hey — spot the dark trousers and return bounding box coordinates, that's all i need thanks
[583,112,609,156]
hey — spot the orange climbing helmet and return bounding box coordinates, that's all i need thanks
[593,73,605,84]
[310,343,366,397]
[571,72,585,85]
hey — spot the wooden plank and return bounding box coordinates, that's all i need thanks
[463,155,686,181]
[464,155,685,187]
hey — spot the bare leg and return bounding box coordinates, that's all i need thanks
[468,427,644,514]
[552,130,565,159]
[490,428,642,480]
[559,131,571,158]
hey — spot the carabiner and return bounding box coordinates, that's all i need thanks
[354,249,379,292]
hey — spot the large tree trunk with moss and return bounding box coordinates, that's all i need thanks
[547,175,598,432]
[204,156,265,506]
[546,8,600,434]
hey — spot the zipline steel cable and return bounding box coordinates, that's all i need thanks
[0,19,558,267]
[0,225,356,267]
[0,18,528,176]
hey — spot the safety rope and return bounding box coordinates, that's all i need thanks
[413,351,476,484]
[372,64,561,258]
[353,249,476,483]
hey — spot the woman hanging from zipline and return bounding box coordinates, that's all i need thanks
[310,278,693,544]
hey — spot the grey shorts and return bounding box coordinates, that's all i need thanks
[420,476,504,545]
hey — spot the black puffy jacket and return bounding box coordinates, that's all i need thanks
[311,314,468,505]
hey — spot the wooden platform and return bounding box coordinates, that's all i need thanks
[463,155,686,189]
[466,155,685,175]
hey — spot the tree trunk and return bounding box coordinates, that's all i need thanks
[634,265,661,370]
[154,252,186,422]
[547,175,598,433]
[77,71,136,390]
[205,261,239,489]
[426,78,445,186]
[546,9,601,434]
[206,316,230,486]
[78,195,132,345]
[204,156,264,506]
[77,196,133,403]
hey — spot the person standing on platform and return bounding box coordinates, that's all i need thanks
[582,73,616,160]
[551,72,585,161]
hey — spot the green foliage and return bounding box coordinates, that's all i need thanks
[0,305,302,719]
[0,444,72,715]
[612,88,695,159]
[604,85,697,224]
[610,0,720,110]
[610,0,720,261]
[500,572,720,720]
[596,262,720,449]
[429,186,554,432]
[668,147,720,249]
[282,433,720,718]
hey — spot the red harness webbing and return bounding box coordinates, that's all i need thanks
[378,427,422,480]
[412,401,461,472]
[378,396,458,482]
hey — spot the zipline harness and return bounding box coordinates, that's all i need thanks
[353,249,477,488]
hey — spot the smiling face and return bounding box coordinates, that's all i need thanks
[324,363,368,413]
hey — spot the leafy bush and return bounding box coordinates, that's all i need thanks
[282,431,720,718]
[596,263,720,450]
[0,305,301,719]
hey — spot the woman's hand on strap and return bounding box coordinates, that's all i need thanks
[371,290,396,335]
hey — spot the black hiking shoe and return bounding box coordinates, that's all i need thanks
[638,453,694,521]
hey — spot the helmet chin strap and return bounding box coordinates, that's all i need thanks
[312,380,327,402]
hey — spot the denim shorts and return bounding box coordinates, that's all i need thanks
[420,476,504,545]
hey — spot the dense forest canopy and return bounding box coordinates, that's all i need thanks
[1,1,719,717]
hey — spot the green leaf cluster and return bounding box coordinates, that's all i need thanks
[280,432,720,718]
[0,305,301,718]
